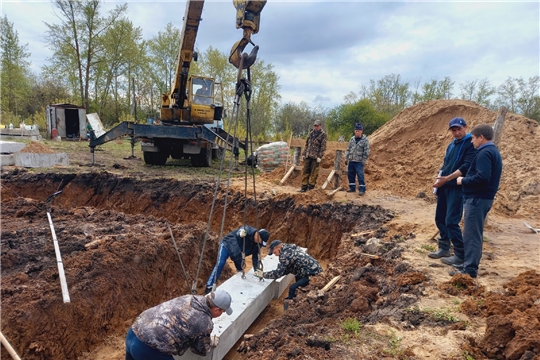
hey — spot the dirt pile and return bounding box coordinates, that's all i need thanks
[264,100,540,218]
[19,141,56,154]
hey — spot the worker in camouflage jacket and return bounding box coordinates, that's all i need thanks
[344,123,370,195]
[125,290,233,359]
[259,240,323,302]
[299,120,327,192]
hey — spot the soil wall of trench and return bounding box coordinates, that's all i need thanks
[0,171,393,359]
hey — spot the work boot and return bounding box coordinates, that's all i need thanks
[307,185,315,190]
[359,191,365,196]
[283,298,292,311]
[449,269,477,278]
[359,186,366,195]
[428,238,451,259]
[441,255,464,266]
[298,186,308,193]
[346,188,355,193]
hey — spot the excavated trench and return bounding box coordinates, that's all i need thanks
[0,171,394,359]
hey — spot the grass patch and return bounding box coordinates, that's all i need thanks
[340,317,362,335]
[421,244,436,251]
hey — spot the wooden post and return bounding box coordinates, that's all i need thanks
[322,170,336,190]
[486,107,506,225]
[492,106,507,146]
[280,147,302,185]
[334,150,343,188]
[293,146,301,166]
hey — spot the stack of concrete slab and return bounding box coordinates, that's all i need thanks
[0,127,42,140]
[0,141,26,166]
[180,250,304,360]
[0,140,69,168]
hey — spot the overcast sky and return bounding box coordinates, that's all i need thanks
[2,0,539,108]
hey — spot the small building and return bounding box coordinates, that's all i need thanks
[46,104,87,140]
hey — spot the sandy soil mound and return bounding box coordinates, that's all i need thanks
[20,141,56,154]
[264,100,540,218]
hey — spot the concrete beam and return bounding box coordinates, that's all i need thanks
[181,248,308,360]
[14,153,69,168]
[0,140,27,153]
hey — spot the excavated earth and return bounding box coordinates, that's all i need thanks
[1,99,540,360]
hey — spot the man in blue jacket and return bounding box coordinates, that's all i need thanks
[451,124,502,278]
[430,117,477,266]
[205,225,269,294]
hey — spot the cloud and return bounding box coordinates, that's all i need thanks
[2,0,538,109]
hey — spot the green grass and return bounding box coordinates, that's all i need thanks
[421,244,436,252]
[340,317,362,335]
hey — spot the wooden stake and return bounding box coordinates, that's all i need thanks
[359,253,380,259]
[321,275,341,292]
[327,186,342,197]
[0,331,22,360]
[322,169,336,190]
[350,230,376,237]
[428,230,439,241]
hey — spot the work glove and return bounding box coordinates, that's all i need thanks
[254,270,264,279]
[238,228,247,238]
[210,335,219,347]
[316,157,321,163]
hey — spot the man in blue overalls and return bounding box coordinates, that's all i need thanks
[430,117,477,266]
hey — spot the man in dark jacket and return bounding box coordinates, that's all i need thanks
[125,289,232,359]
[430,117,477,266]
[299,120,327,192]
[205,225,270,294]
[259,240,322,304]
[451,124,502,278]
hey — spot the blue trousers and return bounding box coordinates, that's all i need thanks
[287,276,310,299]
[347,161,366,192]
[434,187,465,257]
[462,198,493,277]
[125,327,174,360]
[206,242,234,289]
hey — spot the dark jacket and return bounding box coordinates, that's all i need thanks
[303,129,327,159]
[263,244,323,279]
[132,295,213,356]
[222,225,263,269]
[462,142,502,199]
[440,133,477,188]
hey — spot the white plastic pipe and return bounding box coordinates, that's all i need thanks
[47,212,71,303]
[0,331,22,360]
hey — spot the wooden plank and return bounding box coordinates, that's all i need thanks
[322,169,336,190]
[321,275,342,292]
[279,165,296,185]
[327,186,342,198]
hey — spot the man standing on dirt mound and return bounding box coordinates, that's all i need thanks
[205,225,270,294]
[344,122,371,195]
[125,289,233,359]
[451,124,502,278]
[429,117,477,266]
[299,120,327,192]
[257,240,323,309]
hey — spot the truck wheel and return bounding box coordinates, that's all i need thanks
[143,151,168,165]
[212,147,224,160]
[191,145,212,167]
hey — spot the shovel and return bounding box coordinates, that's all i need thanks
[523,221,540,234]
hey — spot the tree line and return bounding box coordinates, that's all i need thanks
[1,0,539,142]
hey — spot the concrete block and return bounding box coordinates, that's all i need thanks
[0,154,15,166]
[0,140,27,153]
[14,152,69,168]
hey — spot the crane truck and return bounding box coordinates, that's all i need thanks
[89,0,266,167]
